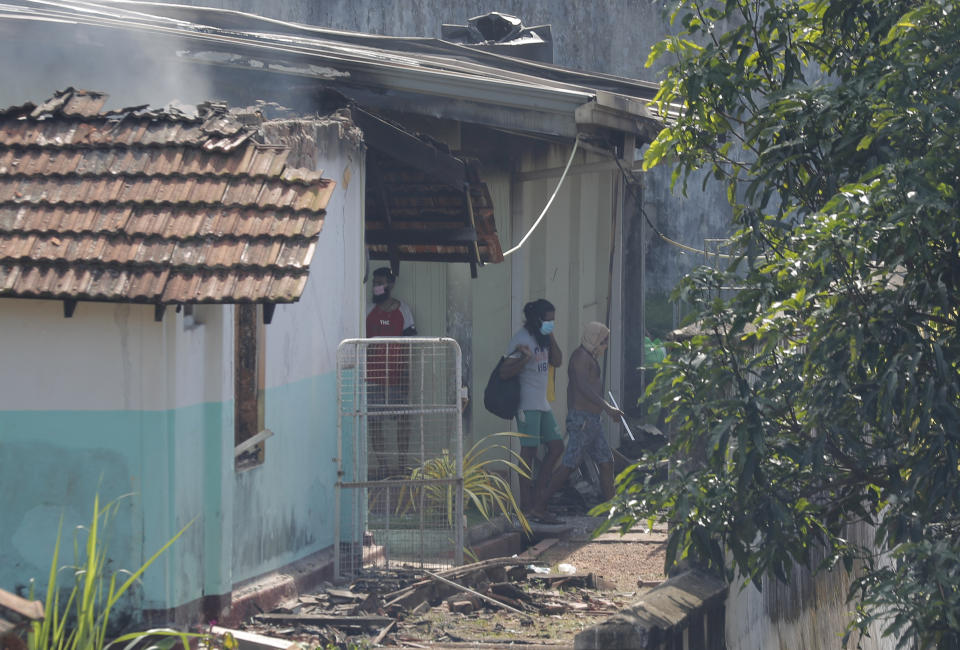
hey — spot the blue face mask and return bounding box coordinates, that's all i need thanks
[540,320,555,336]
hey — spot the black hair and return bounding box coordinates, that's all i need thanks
[372,267,395,283]
[523,298,555,348]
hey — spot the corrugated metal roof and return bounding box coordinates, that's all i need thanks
[0,1,664,139]
[0,88,336,305]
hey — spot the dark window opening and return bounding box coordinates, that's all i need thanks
[235,303,266,469]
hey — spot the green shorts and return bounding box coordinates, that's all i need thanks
[516,409,562,447]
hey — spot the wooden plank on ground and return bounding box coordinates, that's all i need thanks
[516,537,559,560]
[253,613,392,628]
[527,573,596,589]
[382,555,530,604]
[0,588,43,620]
[372,620,396,646]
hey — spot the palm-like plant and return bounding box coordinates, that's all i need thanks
[398,432,532,536]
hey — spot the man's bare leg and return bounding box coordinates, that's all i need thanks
[532,463,573,515]
[535,440,564,498]
[527,440,564,522]
[519,446,537,512]
[598,461,615,501]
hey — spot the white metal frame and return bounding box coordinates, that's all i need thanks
[334,337,464,579]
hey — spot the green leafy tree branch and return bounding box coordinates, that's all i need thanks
[599,0,960,645]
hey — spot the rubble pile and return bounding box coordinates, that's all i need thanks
[239,548,630,648]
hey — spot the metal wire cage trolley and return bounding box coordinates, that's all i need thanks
[334,337,464,579]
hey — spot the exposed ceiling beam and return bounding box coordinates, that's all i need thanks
[368,251,487,264]
[366,228,477,246]
[353,107,468,189]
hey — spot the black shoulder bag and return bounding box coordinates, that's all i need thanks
[483,357,520,419]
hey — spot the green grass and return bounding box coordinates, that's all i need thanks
[28,494,203,650]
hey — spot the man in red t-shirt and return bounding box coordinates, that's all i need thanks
[366,267,416,479]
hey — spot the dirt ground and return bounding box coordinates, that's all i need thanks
[236,512,667,649]
[534,514,668,591]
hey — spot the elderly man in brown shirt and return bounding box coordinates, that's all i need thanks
[530,322,623,522]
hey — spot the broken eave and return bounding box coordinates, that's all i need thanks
[352,106,469,190]
[359,113,503,276]
[575,92,663,144]
[181,45,662,142]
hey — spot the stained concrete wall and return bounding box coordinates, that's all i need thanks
[231,120,366,587]
[0,299,231,613]
[726,521,900,650]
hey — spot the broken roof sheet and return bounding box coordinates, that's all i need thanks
[0,88,336,305]
[352,106,503,271]
[365,150,502,269]
[0,1,664,141]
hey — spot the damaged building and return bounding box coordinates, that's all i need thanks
[0,0,662,626]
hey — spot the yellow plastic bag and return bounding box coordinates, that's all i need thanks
[547,365,556,402]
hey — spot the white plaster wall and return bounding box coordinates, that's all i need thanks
[167,305,234,407]
[0,299,230,412]
[264,130,365,387]
[470,169,515,441]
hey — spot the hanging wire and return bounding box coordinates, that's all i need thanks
[502,134,581,257]
[502,132,734,261]
[611,155,734,260]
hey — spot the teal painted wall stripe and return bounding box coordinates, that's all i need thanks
[0,369,343,612]
[0,402,229,610]
[231,371,339,584]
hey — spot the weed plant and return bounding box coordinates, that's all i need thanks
[28,494,199,650]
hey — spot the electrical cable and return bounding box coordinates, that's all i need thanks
[502,133,581,257]
[611,155,734,260]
